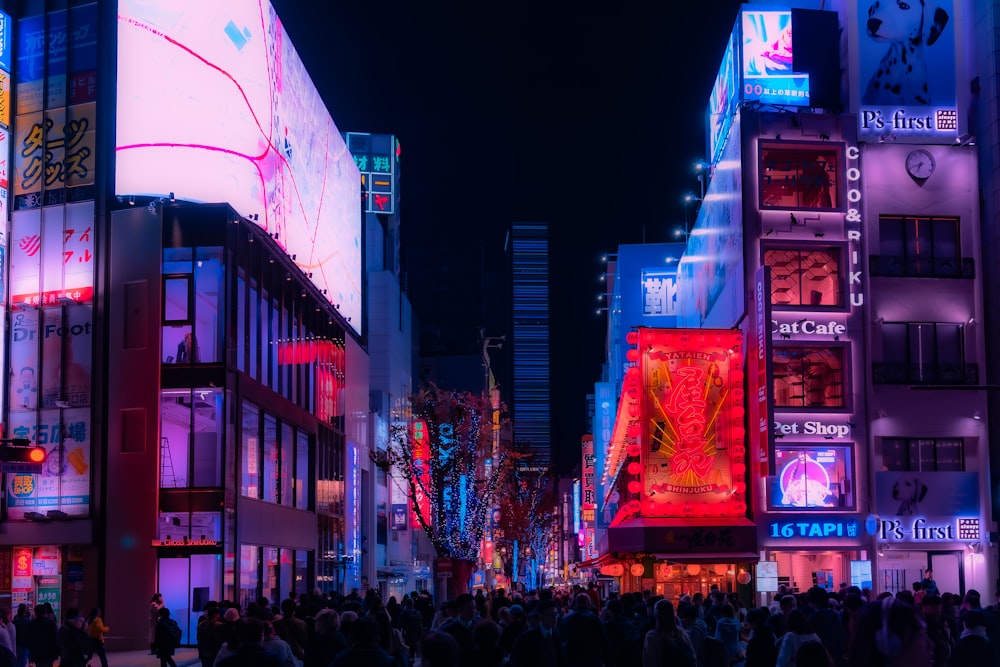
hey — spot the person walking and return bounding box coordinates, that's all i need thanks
[642,599,696,667]
[153,607,182,667]
[27,603,59,667]
[149,593,165,654]
[11,605,29,667]
[86,607,110,667]
[56,608,88,667]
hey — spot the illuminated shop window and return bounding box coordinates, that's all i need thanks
[880,438,964,472]
[876,216,961,277]
[772,346,845,408]
[770,446,854,509]
[877,322,968,385]
[160,388,223,488]
[162,247,223,364]
[759,142,841,210]
[765,246,844,307]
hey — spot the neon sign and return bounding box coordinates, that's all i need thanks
[410,420,432,527]
[877,517,973,542]
[639,328,746,517]
[768,520,859,539]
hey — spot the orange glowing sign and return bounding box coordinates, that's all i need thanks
[638,328,747,517]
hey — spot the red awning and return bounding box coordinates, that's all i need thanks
[575,552,618,570]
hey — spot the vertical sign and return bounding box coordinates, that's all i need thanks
[410,420,432,528]
[748,267,774,477]
[581,434,596,516]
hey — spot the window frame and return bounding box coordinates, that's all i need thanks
[771,344,849,411]
[880,437,966,472]
[758,140,844,212]
[764,243,848,311]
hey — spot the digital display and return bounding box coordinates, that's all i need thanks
[707,29,738,167]
[772,446,852,509]
[117,0,362,334]
[741,10,810,107]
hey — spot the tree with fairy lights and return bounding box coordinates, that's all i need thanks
[496,463,557,590]
[381,383,507,589]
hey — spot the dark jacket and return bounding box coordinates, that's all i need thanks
[216,645,284,667]
[950,632,991,667]
[511,626,563,667]
[154,617,181,658]
[57,618,88,667]
[27,614,59,662]
[558,610,608,667]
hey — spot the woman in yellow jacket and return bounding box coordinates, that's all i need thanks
[86,608,109,667]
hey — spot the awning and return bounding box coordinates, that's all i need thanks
[608,517,758,557]
[576,553,619,570]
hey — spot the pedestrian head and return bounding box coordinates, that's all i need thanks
[420,630,461,667]
[537,599,559,630]
[158,607,171,619]
[653,599,679,634]
[455,593,475,621]
[573,593,592,612]
[846,597,931,667]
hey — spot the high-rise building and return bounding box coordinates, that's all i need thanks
[587,2,995,601]
[0,0,378,649]
[509,223,551,468]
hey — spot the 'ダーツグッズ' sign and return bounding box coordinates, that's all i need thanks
[638,328,746,518]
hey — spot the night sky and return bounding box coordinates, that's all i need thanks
[271,0,745,472]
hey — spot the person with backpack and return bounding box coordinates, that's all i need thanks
[56,608,88,667]
[642,599,696,667]
[153,607,182,667]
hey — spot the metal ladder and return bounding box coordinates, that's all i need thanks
[160,436,176,487]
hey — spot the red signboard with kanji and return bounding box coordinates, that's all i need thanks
[638,328,747,518]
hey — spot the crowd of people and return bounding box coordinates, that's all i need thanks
[159,576,1000,667]
[8,575,994,667]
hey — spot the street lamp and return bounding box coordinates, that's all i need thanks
[682,193,702,236]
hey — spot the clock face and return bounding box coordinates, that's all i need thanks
[906,150,935,180]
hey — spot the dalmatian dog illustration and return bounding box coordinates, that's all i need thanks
[863,0,949,105]
[892,477,927,516]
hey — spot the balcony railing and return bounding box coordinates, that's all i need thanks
[869,255,975,279]
[872,362,979,385]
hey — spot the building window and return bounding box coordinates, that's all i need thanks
[770,446,854,509]
[881,438,965,472]
[772,346,845,408]
[162,246,223,363]
[876,216,961,277]
[765,246,844,307]
[295,430,311,510]
[161,388,223,488]
[241,402,260,498]
[876,322,969,384]
[759,142,841,210]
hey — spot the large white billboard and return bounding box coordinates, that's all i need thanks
[116,0,362,333]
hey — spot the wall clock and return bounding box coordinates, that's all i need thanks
[905,149,935,181]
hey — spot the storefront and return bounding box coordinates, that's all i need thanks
[607,518,759,599]
[870,471,986,597]
[756,514,868,605]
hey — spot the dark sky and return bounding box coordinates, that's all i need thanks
[271,0,745,472]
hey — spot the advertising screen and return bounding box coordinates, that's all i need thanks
[117,0,362,334]
[707,28,738,167]
[638,328,746,518]
[6,408,91,519]
[741,10,809,106]
[855,0,958,142]
[771,446,852,509]
[677,119,743,328]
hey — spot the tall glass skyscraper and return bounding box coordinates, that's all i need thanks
[509,223,551,468]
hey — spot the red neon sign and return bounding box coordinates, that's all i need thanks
[638,328,746,518]
[411,420,432,527]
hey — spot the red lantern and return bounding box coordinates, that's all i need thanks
[627,461,641,475]
[627,481,641,494]
[627,444,641,457]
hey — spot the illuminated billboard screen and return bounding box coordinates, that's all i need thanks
[638,328,746,518]
[116,0,362,334]
[707,29,738,167]
[855,0,958,142]
[741,10,809,106]
[771,446,853,509]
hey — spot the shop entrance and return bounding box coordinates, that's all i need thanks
[879,550,963,596]
[653,563,743,599]
[157,554,222,645]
